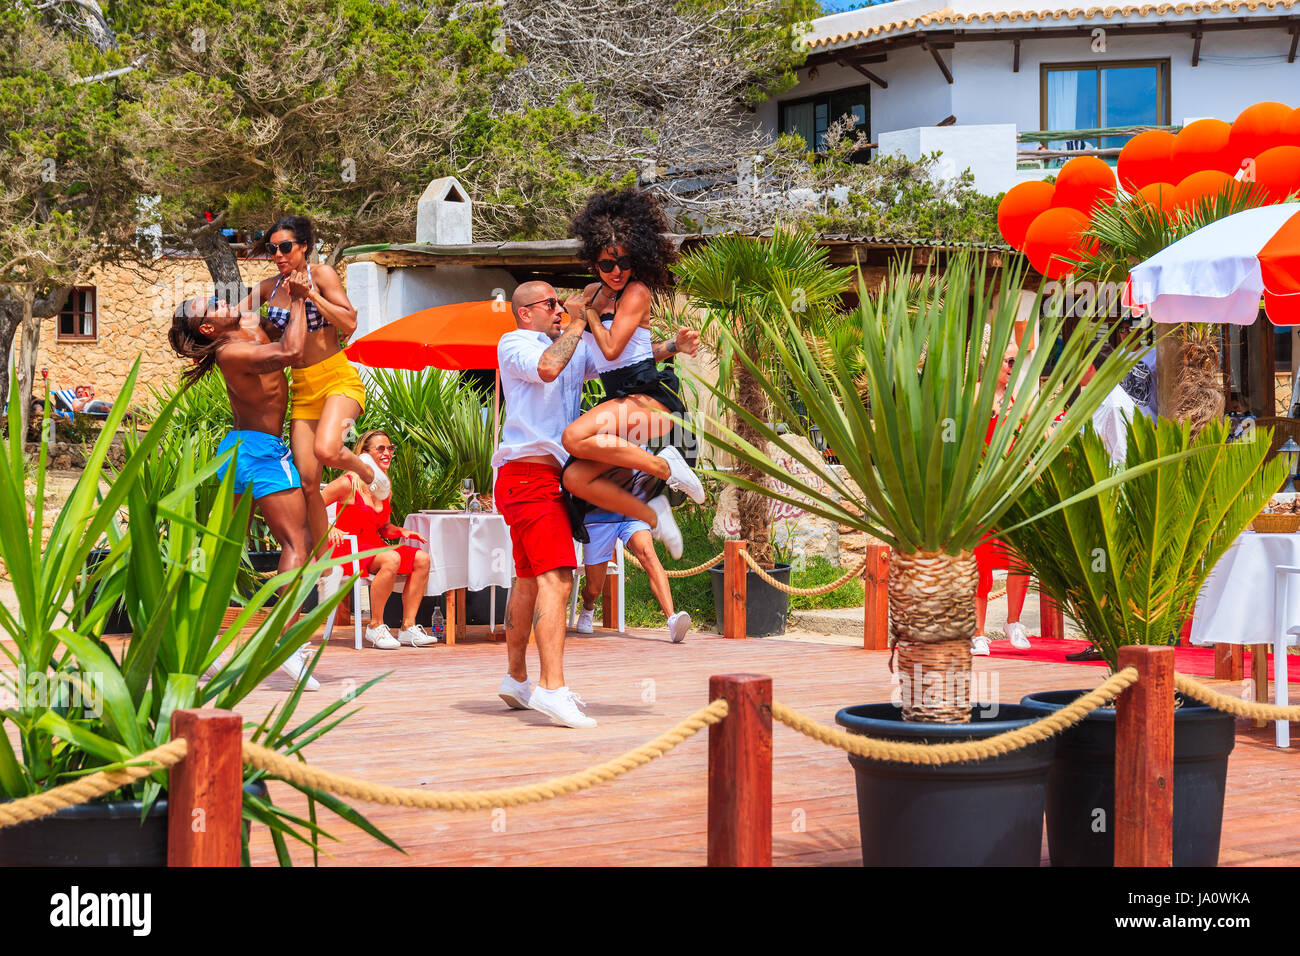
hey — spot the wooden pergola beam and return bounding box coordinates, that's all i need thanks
[839,58,887,88]
[923,42,954,84]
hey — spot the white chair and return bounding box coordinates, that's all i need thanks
[568,538,625,633]
[1270,565,1300,747]
[320,497,404,651]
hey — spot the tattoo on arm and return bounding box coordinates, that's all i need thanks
[538,321,586,379]
[652,338,680,363]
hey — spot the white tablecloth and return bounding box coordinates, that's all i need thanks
[1190,532,1300,647]
[402,511,513,596]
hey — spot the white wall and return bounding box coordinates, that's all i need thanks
[347,262,518,339]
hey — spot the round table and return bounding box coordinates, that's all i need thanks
[402,511,513,643]
[1191,531,1300,746]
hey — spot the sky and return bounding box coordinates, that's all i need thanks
[819,0,894,12]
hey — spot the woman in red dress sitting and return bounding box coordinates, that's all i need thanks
[322,429,434,649]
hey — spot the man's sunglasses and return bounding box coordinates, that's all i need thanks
[523,297,561,311]
[595,256,633,274]
[266,240,299,255]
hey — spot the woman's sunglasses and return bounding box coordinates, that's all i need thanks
[369,443,397,454]
[595,256,633,274]
[266,240,299,255]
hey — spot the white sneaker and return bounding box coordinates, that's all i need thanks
[398,624,437,647]
[648,495,683,560]
[498,674,533,710]
[365,623,400,649]
[358,453,391,499]
[971,635,990,657]
[279,646,321,691]
[668,610,690,643]
[576,608,594,634]
[1006,621,1031,650]
[528,685,597,728]
[658,445,705,504]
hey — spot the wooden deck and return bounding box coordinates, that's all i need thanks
[229,627,1300,867]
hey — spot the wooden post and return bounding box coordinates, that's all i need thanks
[723,540,748,640]
[863,544,890,651]
[1041,592,1065,640]
[707,674,772,867]
[443,590,459,646]
[168,709,242,867]
[601,572,619,630]
[1114,645,1174,867]
[1214,643,1244,681]
[1251,644,1269,729]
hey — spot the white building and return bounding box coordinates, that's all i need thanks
[756,0,1300,194]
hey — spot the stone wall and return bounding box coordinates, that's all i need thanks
[11,256,273,404]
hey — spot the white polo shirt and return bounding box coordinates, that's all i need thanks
[492,328,599,468]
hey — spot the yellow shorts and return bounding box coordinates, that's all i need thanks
[290,350,366,420]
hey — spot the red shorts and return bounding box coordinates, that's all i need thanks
[495,461,577,578]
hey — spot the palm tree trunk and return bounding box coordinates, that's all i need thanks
[891,549,978,722]
[734,364,772,566]
[1172,325,1224,438]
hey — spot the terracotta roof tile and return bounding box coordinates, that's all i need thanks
[808,0,1300,48]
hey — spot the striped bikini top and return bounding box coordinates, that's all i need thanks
[264,264,327,332]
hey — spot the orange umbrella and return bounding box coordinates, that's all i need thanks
[345,299,516,371]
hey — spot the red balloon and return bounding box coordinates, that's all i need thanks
[997,180,1056,249]
[1228,101,1295,166]
[1173,169,1240,212]
[1050,156,1116,215]
[1171,119,1236,182]
[1137,182,1179,221]
[1117,129,1176,192]
[1251,145,1300,204]
[1023,207,1095,280]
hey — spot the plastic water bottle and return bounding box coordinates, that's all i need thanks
[431,606,445,643]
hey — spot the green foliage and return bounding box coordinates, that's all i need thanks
[0,360,396,862]
[688,238,1157,554]
[1000,416,1284,672]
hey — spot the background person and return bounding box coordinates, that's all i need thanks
[321,429,434,650]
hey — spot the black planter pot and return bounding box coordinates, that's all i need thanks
[709,562,791,637]
[834,703,1055,866]
[238,550,284,606]
[0,782,267,867]
[83,548,131,635]
[466,586,509,626]
[1020,690,1235,866]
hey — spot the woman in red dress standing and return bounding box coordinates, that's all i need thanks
[323,430,434,649]
[973,343,1032,656]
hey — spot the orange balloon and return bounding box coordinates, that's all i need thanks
[1136,182,1179,221]
[1252,145,1300,204]
[1228,101,1295,166]
[1281,108,1300,149]
[1050,156,1116,215]
[1023,207,1095,280]
[997,180,1056,249]
[1173,169,1247,212]
[1118,129,1176,192]
[1171,119,1236,182]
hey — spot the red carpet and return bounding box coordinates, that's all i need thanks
[987,636,1227,677]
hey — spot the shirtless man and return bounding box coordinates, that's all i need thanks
[168,276,319,691]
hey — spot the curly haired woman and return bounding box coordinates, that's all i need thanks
[559,190,706,552]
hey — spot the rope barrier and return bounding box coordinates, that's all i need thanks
[740,550,869,597]
[0,739,188,830]
[1174,673,1300,721]
[239,698,729,810]
[770,667,1139,765]
[622,550,725,578]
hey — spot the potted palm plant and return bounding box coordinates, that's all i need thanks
[694,238,1152,864]
[670,229,855,635]
[0,364,398,865]
[1001,415,1281,866]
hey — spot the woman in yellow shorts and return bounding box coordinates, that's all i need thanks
[238,215,388,553]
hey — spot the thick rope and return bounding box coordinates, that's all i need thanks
[240,699,729,809]
[1175,672,1300,721]
[622,550,725,578]
[770,667,1139,765]
[0,739,188,830]
[740,549,868,596]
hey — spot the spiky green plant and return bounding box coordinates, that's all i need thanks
[690,242,1166,721]
[1000,416,1283,671]
[668,227,855,564]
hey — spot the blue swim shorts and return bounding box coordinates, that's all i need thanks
[582,509,651,566]
[215,430,300,501]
